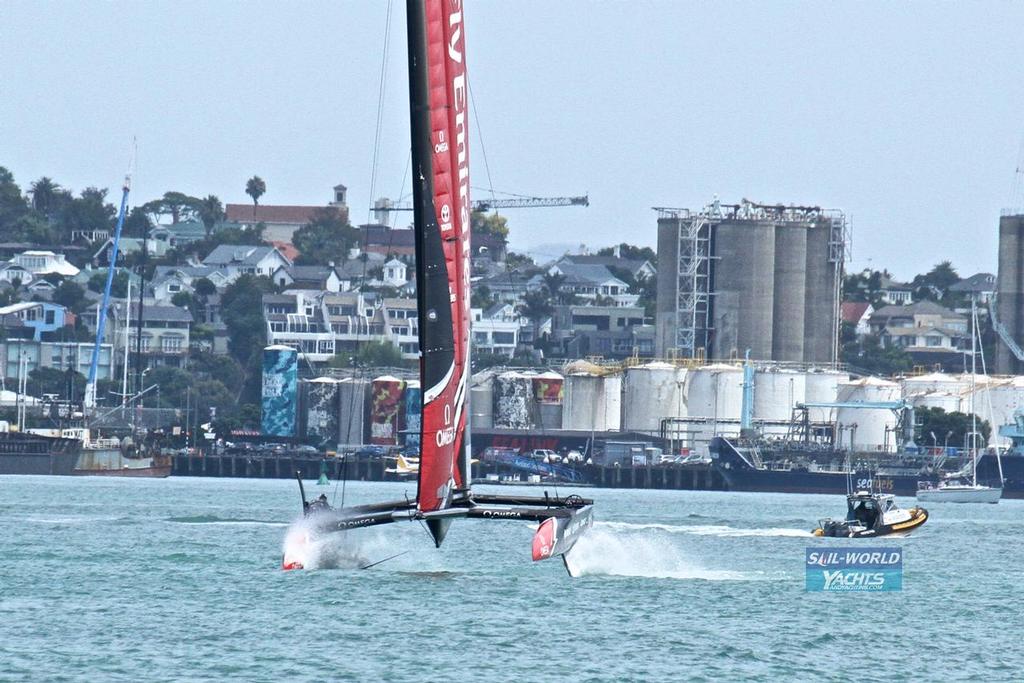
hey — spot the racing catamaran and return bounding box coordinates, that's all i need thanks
[283,0,593,575]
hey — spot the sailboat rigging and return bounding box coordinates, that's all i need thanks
[282,0,594,575]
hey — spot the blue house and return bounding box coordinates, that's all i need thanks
[0,302,71,341]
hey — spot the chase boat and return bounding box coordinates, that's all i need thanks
[813,491,928,538]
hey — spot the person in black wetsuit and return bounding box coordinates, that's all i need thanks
[306,494,331,515]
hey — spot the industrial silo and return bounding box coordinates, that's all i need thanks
[493,371,533,429]
[532,371,563,430]
[771,226,808,361]
[970,376,1024,446]
[337,378,370,446]
[907,390,961,414]
[712,220,777,360]
[752,367,806,423]
[685,364,744,422]
[836,377,900,451]
[561,368,622,432]
[621,362,687,434]
[470,371,494,429]
[304,378,340,447]
[370,376,405,445]
[804,369,847,404]
[402,380,421,450]
[261,345,298,438]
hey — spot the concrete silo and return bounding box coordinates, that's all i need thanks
[655,200,845,364]
[996,214,1024,375]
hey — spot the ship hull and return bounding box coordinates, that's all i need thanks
[73,449,172,478]
[0,433,80,476]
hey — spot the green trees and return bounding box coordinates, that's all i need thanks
[141,191,200,225]
[916,407,990,450]
[87,269,129,298]
[330,340,406,368]
[470,210,509,238]
[197,195,224,238]
[292,208,358,265]
[52,281,87,313]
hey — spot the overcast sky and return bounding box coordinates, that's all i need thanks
[3,1,1023,279]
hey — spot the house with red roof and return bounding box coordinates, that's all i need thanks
[224,183,349,244]
[840,301,874,336]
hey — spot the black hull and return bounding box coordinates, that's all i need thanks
[720,468,926,497]
[0,433,80,476]
[709,436,1024,498]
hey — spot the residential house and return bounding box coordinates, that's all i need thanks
[542,262,637,306]
[382,259,408,287]
[472,303,520,357]
[840,301,875,336]
[10,250,79,277]
[0,262,33,285]
[148,265,229,304]
[475,271,542,305]
[359,224,416,258]
[150,220,208,248]
[878,274,914,305]
[93,237,169,264]
[557,252,656,282]
[550,304,646,348]
[869,301,968,353]
[201,245,291,281]
[564,325,655,360]
[1,339,113,382]
[223,184,349,244]
[272,265,344,293]
[82,301,194,368]
[69,228,110,244]
[0,302,72,341]
[949,273,996,306]
[262,291,420,363]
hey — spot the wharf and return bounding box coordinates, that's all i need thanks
[171,454,726,491]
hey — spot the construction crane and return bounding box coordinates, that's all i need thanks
[372,193,588,222]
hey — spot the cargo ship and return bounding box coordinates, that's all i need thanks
[709,436,1020,497]
[0,431,81,476]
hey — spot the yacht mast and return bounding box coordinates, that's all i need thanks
[971,297,978,486]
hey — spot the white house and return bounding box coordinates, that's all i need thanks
[383,259,408,288]
[201,245,291,281]
[11,251,80,277]
[0,262,33,285]
[472,303,520,357]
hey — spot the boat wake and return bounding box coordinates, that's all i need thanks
[564,524,748,581]
[281,518,372,571]
[166,515,287,527]
[600,521,812,538]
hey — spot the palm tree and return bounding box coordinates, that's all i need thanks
[542,271,567,304]
[197,195,225,239]
[29,177,61,216]
[245,176,266,221]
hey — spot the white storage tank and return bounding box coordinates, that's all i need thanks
[685,363,743,422]
[562,371,622,432]
[836,377,900,451]
[493,371,534,429]
[621,362,687,434]
[752,367,806,423]
[907,390,961,414]
[971,376,1024,446]
[470,372,494,430]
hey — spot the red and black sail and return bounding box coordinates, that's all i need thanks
[408,0,471,531]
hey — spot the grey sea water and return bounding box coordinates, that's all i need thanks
[2,475,1021,682]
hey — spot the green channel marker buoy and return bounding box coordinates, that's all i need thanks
[317,459,329,486]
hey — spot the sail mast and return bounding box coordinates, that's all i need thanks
[406,0,472,535]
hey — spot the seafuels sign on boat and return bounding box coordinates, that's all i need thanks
[805,547,902,592]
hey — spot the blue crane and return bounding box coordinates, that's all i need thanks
[84,175,131,409]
